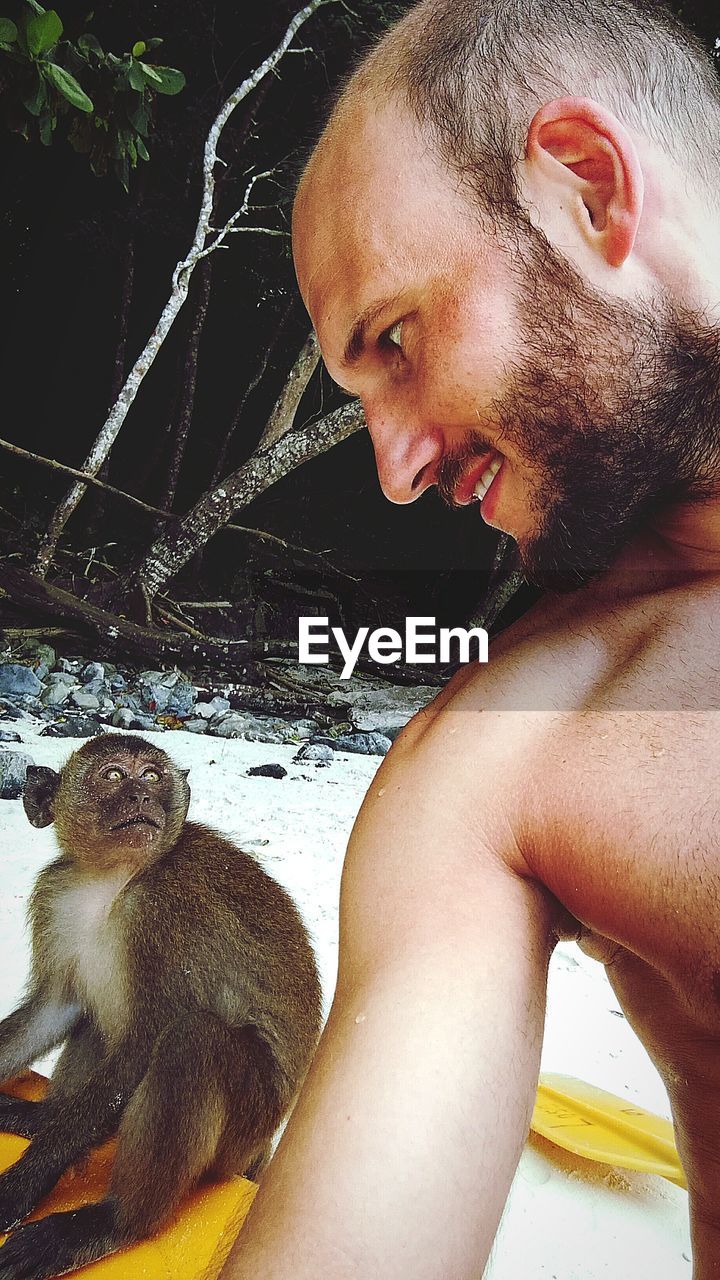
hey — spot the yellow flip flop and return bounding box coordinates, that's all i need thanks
[533,1073,686,1189]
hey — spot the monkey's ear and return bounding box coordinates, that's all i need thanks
[23,766,61,828]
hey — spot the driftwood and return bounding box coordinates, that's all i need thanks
[0,565,446,689]
[0,565,295,671]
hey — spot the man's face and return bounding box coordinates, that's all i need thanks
[293,96,716,589]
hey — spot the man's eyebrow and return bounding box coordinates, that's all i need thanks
[341,295,402,368]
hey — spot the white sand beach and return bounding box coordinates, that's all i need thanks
[0,725,690,1277]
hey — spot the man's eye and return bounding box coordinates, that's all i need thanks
[385,321,404,351]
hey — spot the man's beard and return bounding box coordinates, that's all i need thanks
[439,228,720,592]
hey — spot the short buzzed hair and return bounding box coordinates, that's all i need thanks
[346,0,720,218]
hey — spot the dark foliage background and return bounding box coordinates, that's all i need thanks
[1,0,718,642]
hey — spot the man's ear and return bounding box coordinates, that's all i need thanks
[23,765,61,828]
[526,97,643,268]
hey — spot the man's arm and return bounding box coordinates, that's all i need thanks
[221,704,558,1280]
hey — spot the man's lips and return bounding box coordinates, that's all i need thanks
[452,451,503,506]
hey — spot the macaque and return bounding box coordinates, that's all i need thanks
[0,734,321,1279]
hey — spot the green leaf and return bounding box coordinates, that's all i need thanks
[22,70,48,114]
[77,32,103,57]
[38,109,54,144]
[127,95,149,134]
[46,61,93,111]
[26,8,62,55]
[139,60,161,84]
[146,64,185,95]
[131,39,145,57]
[0,17,18,42]
[136,135,149,161]
[24,1,46,16]
[126,58,146,92]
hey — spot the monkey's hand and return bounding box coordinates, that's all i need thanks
[0,1096,44,1141]
[0,1202,119,1279]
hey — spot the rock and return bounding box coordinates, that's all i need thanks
[18,640,56,670]
[165,681,196,717]
[127,714,159,732]
[80,662,105,684]
[109,674,127,692]
[0,664,43,698]
[0,701,21,720]
[34,663,50,684]
[0,750,34,798]
[71,691,100,711]
[311,731,392,757]
[182,719,209,734]
[194,697,231,720]
[139,682,172,713]
[247,764,287,780]
[41,681,74,708]
[294,743,334,764]
[114,693,142,713]
[111,708,137,730]
[208,713,253,739]
[0,730,22,743]
[328,686,437,736]
[286,718,318,741]
[55,658,83,675]
[45,671,80,687]
[42,717,104,738]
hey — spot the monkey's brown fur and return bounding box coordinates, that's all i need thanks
[0,734,321,1279]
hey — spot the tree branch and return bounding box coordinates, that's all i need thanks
[133,400,365,602]
[260,331,320,448]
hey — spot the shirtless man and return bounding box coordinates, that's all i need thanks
[222,1,720,1276]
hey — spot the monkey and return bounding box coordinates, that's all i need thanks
[0,733,322,1279]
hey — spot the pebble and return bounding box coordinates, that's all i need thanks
[247,764,287,780]
[0,749,35,799]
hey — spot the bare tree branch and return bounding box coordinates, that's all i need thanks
[134,400,365,602]
[33,0,336,580]
[260,331,320,448]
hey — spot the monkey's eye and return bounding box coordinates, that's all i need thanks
[141,767,161,782]
[102,767,125,781]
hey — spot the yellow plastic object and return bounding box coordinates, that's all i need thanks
[0,1073,257,1279]
[533,1072,687,1189]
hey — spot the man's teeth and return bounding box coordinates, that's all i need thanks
[472,456,502,502]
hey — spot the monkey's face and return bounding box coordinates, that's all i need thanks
[26,735,191,871]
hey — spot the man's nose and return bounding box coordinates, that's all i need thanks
[364,405,443,504]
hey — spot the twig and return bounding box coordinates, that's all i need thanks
[0,436,165,518]
[0,434,359,584]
